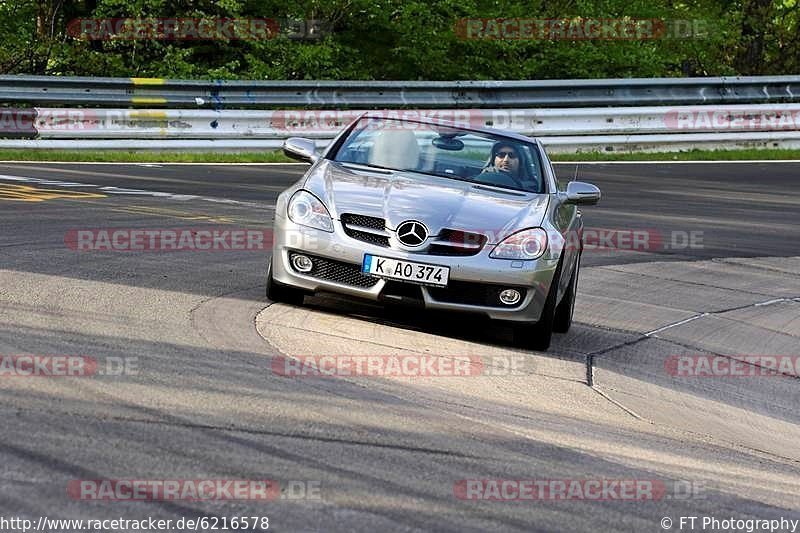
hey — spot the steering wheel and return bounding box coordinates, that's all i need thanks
[476,170,522,189]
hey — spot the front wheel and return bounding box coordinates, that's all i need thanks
[513,317,554,352]
[513,258,563,351]
[553,252,580,334]
[266,257,305,306]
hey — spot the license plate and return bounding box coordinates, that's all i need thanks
[362,254,449,287]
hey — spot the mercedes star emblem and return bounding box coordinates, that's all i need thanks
[396,220,428,247]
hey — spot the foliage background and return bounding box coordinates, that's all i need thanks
[0,0,796,80]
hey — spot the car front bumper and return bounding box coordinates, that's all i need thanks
[271,214,562,323]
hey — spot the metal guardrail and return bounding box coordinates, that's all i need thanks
[2,75,800,152]
[28,105,800,139]
[543,131,800,153]
[2,75,800,108]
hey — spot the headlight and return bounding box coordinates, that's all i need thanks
[490,228,548,260]
[287,190,333,232]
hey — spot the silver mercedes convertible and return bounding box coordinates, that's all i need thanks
[267,115,600,350]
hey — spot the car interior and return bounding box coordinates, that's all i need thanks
[336,127,544,193]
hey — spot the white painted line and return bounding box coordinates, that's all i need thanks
[591,386,647,421]
[0,174,95,187]
[753,298,789,307]
[644,313,709,337]
[645,296,800,336]
[0,174,269,208]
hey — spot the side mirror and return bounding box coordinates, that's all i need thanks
[565,181,601,205]
[283,137,318,163]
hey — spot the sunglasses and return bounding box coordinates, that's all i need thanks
[496,151,518,158]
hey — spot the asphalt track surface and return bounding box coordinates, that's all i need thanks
[0,161,798,532]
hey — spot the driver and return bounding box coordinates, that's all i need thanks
[481,142,525,186]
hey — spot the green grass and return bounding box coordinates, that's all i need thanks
[0,147,798,163]
[0,149,294,163]
[548,148,800,161]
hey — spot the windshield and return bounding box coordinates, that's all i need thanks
[329,117,546,193]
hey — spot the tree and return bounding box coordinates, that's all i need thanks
[0,0,795,79]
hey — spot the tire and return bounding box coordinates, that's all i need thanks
[553,252,580,334]
[513,257,563,351]
[266,257,305,306]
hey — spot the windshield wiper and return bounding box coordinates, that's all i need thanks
[339,162,393,174]
[472,184,529,197]
[340,161,464,181]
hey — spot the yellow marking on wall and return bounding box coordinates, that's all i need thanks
[128,110,168,119]
[0,184,107,202]
[131,78,165,85]
[131,97,168,105]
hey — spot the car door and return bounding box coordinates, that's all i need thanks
[542,146,582,300]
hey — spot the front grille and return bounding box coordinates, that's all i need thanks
[428,229,487,256]
[427,280,527,307]
[289,252,378,288]
[348,229,390,247]
[341,213,390,247]
[342,213,384,229]
[340,215,487,256]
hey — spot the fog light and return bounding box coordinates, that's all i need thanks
[292,254,313,273]
[499,289,521,306]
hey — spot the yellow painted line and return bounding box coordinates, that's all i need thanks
[109,205,235,223]
[110,206,267,225]
[131,78,167,105]
[131,97,168,105]
[0,184,107,202]
[130,77,165,85]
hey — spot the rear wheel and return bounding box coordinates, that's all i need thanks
[266,257,305,306]
[553,252,580,334]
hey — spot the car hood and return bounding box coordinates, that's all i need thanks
[304,161,549,243]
